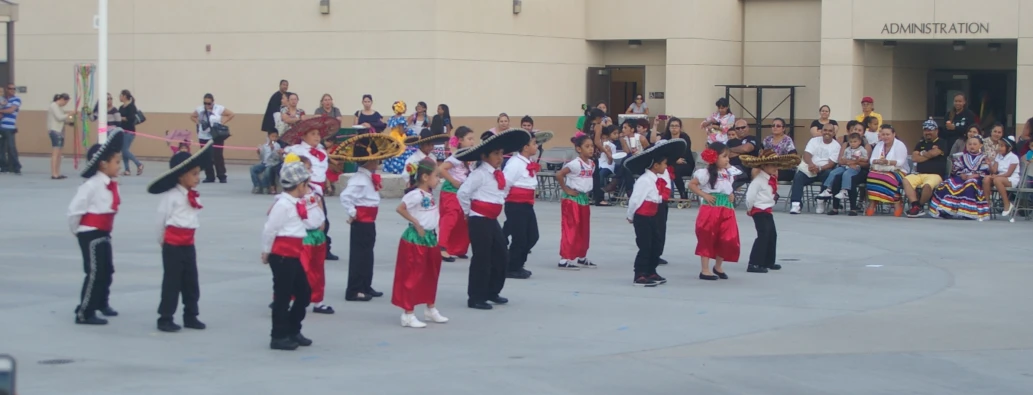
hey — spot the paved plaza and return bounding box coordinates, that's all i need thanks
[1,156,1031,395]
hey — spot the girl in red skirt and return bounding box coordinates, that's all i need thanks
[688,143,742,281]
[555,135,596,270]
[437,126,477,262]
[393,157,449,328]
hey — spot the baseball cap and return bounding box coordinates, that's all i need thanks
[861,96,874,104]
[922,119,938,130]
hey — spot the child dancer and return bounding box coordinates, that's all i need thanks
[625,139,687,286]
[283,154,334,314]
[262,162,316,351]
[457,129,531,310]
[437,126,476,262]
[555,135,596,270]
[339,134,405,302]
[741,150,800,273]
[148,141,214,332]
[284,126,338,261]
[688,143,742,280]
[501,131,547,279]
[68,130,125,325]
[393,158,449,327]
[404,128,450,188]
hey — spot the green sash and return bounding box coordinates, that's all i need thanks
[702,193,733,209]
[303,229,326,246]
[441,182,459,193]
[401,225,438,247]
[561,191,590,205]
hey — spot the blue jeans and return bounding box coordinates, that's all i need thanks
[122,131,141,169]
[790,169,832,203]
[822,166,860,191]
[250,163,279,188]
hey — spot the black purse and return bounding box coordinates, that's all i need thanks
[135,109,147,125]
[202,109,231,140]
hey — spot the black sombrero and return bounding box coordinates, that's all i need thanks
[146,141,214,194]
[623,138,688,176]
[406,128,451,146]
[455,128,531,161]
[80,128,126,178]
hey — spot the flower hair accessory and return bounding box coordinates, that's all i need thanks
[701,148,719,165]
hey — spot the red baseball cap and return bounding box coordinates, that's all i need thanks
[861,96,874,104]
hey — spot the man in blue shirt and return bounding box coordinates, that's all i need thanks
[0,84,21,174]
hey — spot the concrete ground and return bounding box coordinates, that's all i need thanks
[1,156,1031,395]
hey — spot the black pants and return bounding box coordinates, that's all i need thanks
[468,216,507,303]
[198,137,227,181]
[158,244,200,320]
[320,196,332,254]
[656,203,668,256]
[633,214,662,276]
[731,165,752,191]
[671,163,694,199]
[503,202,538,271]
[790,169,832,203]
[777,169,795,182]
[591,157,605,204]
[0,128,20,173]
[269,254,310,339]
[346,221,376,298]
[76,230,114,320]
[748,212,777,268]
[831,169,868,211]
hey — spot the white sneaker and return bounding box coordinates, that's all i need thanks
[401,313,427,328]
[816,189,832,198]
[558,260,581,270]
[834,190,849,200]
[1001,207,1014,217]
[790,202,801,214]
[424,308,449,323]
[815,204,825,214]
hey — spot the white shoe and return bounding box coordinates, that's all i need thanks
[790,202,801,214]
[401,313,427,328]
[816,189,832,198]
[815,204,825,214]
[1001,207,1014,217]
[834,190,849,200]
[424,308,449,323]
[557,260,581,270]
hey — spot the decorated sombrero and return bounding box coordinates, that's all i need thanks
[623,138,688,176]
[406,128,451,146]
[147,141,214,194]
[281,116,342,145]
[81,128,126,178]
[455,128,531,161]
[532,130,554,146]
[331,133,406,162]
[739,149,801,170]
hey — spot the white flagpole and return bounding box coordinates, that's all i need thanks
[96,0,108,143]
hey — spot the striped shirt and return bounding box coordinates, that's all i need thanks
[1,96,20,130]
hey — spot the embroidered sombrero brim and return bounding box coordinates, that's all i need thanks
[147,141,214,194]
[455,129,531,161]
[406,133,451,147]
[80,128,126,178]
[533,130,554,146]
[739,153,801,170]
[623,138,688,176]
[281,116,342,145]
[330,133,406,161]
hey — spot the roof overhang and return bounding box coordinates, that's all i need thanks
[0,1,18,22]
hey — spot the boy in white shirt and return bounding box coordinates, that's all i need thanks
[624,139,687,287]
[742,150,800,273]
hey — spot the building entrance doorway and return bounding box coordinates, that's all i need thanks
[586,66,645,122]
[929,70,1016,133]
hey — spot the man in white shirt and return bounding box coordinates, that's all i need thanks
[789,123,841,214]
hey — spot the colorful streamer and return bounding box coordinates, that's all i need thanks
[73,64,96,169]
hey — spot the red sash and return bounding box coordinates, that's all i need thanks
[635,201,659,217]
[164,226,196,246]
[271,236,304,258]
[355,206,378,223]
[471,200,503,219]
[747,207,773,217]
[310,181,326,195]
[80,213,115,232]
[505,188,536,205]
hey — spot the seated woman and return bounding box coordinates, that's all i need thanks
[864,125,910,217]
[928,137,991,220]
[984,138,1020,217]
[761,118,797,182]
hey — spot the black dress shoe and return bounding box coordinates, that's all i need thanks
[488,296,509,304]
[293,333,313,347]
[270,337,299,351]
[345,293,373,302]
[699,273,719,281]
[312,305,335,314]
[157,320,182,332]
[99,306,119,317]
[75,315,108,325]
[442,255,456,263]
[202,179,216,183]
[747,264,769,273]
[325,252,339,261]
[767,263,782,270]
[467,301,493,310]
[658,257,669,265]
[521,268,533,276]
[183,317,207,330]
[218,177,227,184]
[457,254,469,259]
[714,270,729,280]
[367,289,384,298]
[648,274,667,284]
[506,270,530,279]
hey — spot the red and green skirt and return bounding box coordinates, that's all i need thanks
[392,226,443,311]
[300,229,327,304]
[438,188,469,256]
[694,193,740,262]
[560,192,591,261]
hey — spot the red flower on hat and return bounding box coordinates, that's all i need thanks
[701,148,719,165]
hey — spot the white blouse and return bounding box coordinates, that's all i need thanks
[996,152,1020,186]
[261,193,308,253]
[693,167,741,195]
[402,188,439,231]
[155,185,201,244]
[195,103,225,140]
[503,153,538,190]
[67,173,119,235]
[563,158,594,193]
[285,142,329,184]
[626,170,663,220]
[869,138,910,173]
[444,155,471,185]
[457,163,508,217]
[339,167,381,219]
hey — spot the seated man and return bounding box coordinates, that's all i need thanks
[726,118,758,190]
[789,123,841,214]
[904,119,950,217]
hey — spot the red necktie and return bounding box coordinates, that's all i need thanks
[309,147,327,162]
[493,170,506,190]
[527,162,541,177]
[371,174,383,191]
[767,175,778,194]
[296,201,308,220]
[187,189,203,209]
[656,178,671,202]
[106,182,121,211]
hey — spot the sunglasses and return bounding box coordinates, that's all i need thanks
[733,126,748,131]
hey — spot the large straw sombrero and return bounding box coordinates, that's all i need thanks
[281,116,342,145]
[532,130,554,146]
[455,129,531,162]
[406,128,451,146]
[623,138,688,176]
[81,128,126,178]
[147,141,214,194]
[331,133,406,162]
[739,149,801,170]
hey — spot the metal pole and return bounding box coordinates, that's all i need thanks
[96,0,108,143]
[6,22,13,86]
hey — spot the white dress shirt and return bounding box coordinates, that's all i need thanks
[339,167,380,219]
[503,153,538,191]
[155,185,201,244]
[870,138,910,173]
[563,158,594,193]
[745,171,776,212]
[285,142,329,184]
[301,191,326,230]
[262,193,308,253]
[457,163,507,217]
[67,173,119,235]
[402,188,440,230]
[626,170,663,220]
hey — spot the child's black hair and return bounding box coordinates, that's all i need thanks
[267,130,280,136]
[602,124,618,138]
[521,115,534,127]
[863,115,879,130]
[454,125,473,140]
[706,142,728,190]
[405,157,438,194]
[847,132,863,143]
[572,134,592,148]
[88,143,120,164]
